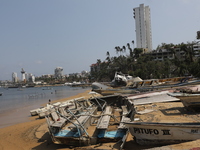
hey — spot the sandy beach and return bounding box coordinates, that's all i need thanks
[1,89,200,150]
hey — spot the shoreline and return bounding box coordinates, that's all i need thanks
[1,90,200,150]
[0,89,97,150]
[0,86,91,129]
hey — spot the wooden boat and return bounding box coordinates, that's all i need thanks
[124,121,200,145]
[168,92,200,111]
[30,99,74,117]
[45,95,134,147]
[92,88,139,96]
[168,85,200,111]
[92,80,200,96]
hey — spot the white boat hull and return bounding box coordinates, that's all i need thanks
[125,122,200,145]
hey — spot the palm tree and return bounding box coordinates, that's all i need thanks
[115,46,119,55]
[106,51,110,58]
[180,43,194,63]
[106,51,111,63]
[115,46,121,55]
[122,46,126,54]
[133,48,143,59]
[132,40,134,48]
[127,42,134,58]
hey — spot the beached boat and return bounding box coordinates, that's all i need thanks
[93,88,139,96]
[111,72,134,86]
[168,92,200,111]
[124,122,200,145]
[45,95,134,148]
[168,85,200,111]
[30,99,73,117]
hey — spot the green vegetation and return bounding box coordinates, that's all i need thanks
[90,41,200,82]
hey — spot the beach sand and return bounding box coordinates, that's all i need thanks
[1,90,200,150]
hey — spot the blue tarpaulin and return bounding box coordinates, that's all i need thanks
[97,129,126,138]
[54,129,80,138]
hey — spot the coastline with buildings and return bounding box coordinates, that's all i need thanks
[0,2,200,150]
[1,67,90,88]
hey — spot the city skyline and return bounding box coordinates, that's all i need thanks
[10,67,87,82]
[1,0,200,80]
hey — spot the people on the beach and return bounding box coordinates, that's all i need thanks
[48,99,51,105]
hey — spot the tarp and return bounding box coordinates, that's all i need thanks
[97,129,126,138]
[54,129,80,138]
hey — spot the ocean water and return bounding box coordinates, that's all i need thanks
[0,85,91,128]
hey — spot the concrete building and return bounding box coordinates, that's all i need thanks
[133,4,152,52]
[54,67,63,79]
[143,43,200,61]
[193,43,200,57]
[26,73,35,83]
[12,72,18,83]
[21,68,26,82]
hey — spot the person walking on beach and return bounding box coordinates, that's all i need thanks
[48,99,51,105]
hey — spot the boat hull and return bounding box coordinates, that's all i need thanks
[177,95,200,111]
[125,122,200,145]
[168,92,200,111]
[93,89,138,96]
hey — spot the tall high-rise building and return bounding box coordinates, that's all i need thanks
[12,72,18,83]
[133,4,152,52]
[21,68,26,82]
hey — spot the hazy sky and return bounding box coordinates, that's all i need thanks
[1,0,200,80]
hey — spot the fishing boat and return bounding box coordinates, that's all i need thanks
[124,122,200,145]
[93,88,140,96]
[45,95,134,148]
[168,86,200,111]
[168,92,200,111]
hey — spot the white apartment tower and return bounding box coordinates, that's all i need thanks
[133,4,152,52]
[12,72,18,83]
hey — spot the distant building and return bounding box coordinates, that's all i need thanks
[41,74,53,78]
[26,73,35,83]
[133,4,152,52]
[54,67,63,79]
[144,43,200,61]
[81,70,89,77]
[12,72,18,83]
[193,43,200,58]
[21,68,26,82]
[197,31,200,39]
[90,63,101,73]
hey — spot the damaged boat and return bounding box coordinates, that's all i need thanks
[45,95,134,147]
[124,122,200,146]
[123,89,200,146]
[168,85,200,111]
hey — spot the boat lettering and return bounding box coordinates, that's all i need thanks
[161,130,171,135]
[133,127,159,135]
[191,129,198,133]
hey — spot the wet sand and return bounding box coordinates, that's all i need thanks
[1,90,200,150]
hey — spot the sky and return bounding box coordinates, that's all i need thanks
[0,0,200,80]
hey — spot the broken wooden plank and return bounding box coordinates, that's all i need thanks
[96,106,112,129]
[118,106,130,129]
